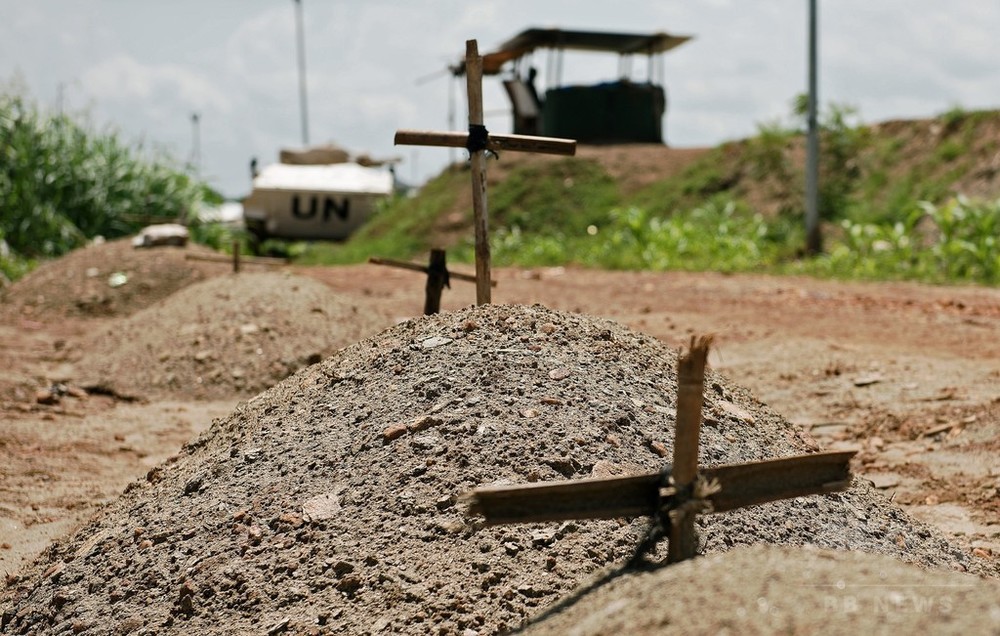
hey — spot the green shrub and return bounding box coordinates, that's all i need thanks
[0,88,220,279]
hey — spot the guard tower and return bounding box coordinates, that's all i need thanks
[463,27,692,144]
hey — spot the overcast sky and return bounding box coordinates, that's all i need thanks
[2,1,998,199]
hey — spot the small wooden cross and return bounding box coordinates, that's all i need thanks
[395,39,577,306]
[464,336,856,564]
[369,249,496,315]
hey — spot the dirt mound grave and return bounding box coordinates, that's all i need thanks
[1,305,988,635]
[1,238,233,320]
[74,271,394,400]
[521,544,1000,635]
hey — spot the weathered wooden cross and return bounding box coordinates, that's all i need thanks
[394,39,577,306]
[368,249,496,315]
[465,336,856,564]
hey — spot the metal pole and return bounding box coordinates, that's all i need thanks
[805,0,822,254]
[293,0,310,146]
[190,112,201,177]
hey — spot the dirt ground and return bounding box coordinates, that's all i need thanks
[2,259,997,586]
[305,263,1000,552]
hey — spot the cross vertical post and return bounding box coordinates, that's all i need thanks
[232,240,241,274]
[667,335,712,563]
[465,39,491,305]
[424,248,449,315]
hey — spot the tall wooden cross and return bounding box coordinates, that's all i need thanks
[395,39,577,305]
[465,336,856,564]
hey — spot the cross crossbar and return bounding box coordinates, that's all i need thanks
[394,130,576,156]
[465,450,855,525]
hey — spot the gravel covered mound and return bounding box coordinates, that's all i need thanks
[522,544,1000,635]
[75,271,394,400]
[1,238,232,320]
[1,305,987,635]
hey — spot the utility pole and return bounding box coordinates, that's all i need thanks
[190,112,201,178]
[805,0,822,255]
[293,0,310,147]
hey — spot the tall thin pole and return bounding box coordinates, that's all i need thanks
[293,0,310,147]
[190,112,201,177]
[805,0,822,254]
[465,39,491,305]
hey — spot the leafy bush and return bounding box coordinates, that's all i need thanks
[0,88,220,279]
[489,196,800,272]
[797,197,1000,284]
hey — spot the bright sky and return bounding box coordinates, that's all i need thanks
[2,1,998,199]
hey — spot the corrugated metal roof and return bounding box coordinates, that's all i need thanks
[478,28,693,75]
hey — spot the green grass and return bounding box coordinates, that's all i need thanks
[0,88,221,281]
[7,83,1000,288]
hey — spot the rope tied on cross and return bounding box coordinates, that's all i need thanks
[465,123,498,159]
[624,466,722,567]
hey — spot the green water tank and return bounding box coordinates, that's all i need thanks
[541,81,666,143]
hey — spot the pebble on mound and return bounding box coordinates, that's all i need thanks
[521,545,1000,635]
[75,271,392,400]
[1,305,989,635]
[1,237,231,320]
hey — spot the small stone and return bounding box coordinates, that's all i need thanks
[248,525,263,545]
[35,389,59,405]
[853,374,883,387]
[540,323,557,334]
[383,423,408,442]
[278,513,304,528]
[521,409,540,418]
[239,323,260,335]
[548,368,572,381]
[462,320,479,332]
[531,528,557,545]
[193,350,213,362]
[302,492,343,522]
[972,548,992,559]
[65,385,88,399]
[648,440,669,457]
[421,336,453,349]
[138,539,153,550]
[408,415,443,433]
[333,561,355,576]
[718,400,756,424]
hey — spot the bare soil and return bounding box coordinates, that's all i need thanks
[0,238,997,633]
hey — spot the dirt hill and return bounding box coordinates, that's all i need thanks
[1,304,989,635]
[350,110,1000,256]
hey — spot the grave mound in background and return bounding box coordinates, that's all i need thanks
[75,271,393,400]
[1,238,232,320]
[522,544,1000,635]
[1,305,983,635]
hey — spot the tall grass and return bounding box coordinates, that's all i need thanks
[0,89,220,281]
[797,197,1000,284]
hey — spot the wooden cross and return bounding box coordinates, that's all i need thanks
[369,249,496,315]
[395,39,577,305]
[465,336,856,564]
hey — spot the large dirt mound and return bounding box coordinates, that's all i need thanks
[522,544,1000,635]
[74,271,394,400]
[1,305,986,635]
[1,238,231,320]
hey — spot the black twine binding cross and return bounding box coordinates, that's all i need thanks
[466,124,498,159]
